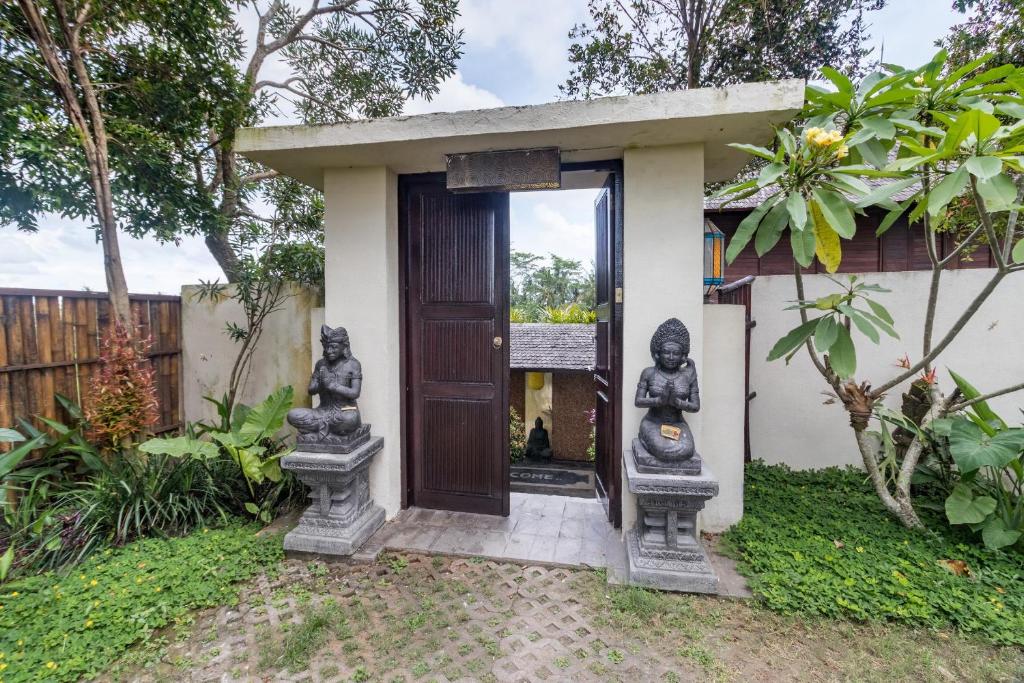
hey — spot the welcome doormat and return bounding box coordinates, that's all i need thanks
[510,463,595,498]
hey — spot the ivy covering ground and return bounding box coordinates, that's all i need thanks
[0,525,282,682]
[724,462,1024,645]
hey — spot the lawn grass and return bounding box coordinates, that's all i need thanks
[722,461,1024,645]
[0,524,282,682]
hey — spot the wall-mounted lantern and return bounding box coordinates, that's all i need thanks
[704,218,726,299]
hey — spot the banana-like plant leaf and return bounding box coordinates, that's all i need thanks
[945,483,996,524]
[239,386,295,444]
[981,517,1022,549]
[948,420,1024,473]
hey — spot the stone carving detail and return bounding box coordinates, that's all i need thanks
[281,439,385,555]
[624,317,720,595]
[633,318,701,475]
[288,325,371,454]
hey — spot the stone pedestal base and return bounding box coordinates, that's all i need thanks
[281,437,385,556]
[624,443,720,594]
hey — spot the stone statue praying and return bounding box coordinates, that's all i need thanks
[634,318,700,464]
[288,324,371,453]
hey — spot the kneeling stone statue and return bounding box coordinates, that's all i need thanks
[625,318,720,595]
[280,325,384,557]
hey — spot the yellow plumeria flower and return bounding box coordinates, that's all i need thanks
[805,126,824,140]
[914,75,925,85]
[827,130,843,143]
[836,145,849,159]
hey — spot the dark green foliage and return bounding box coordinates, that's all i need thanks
[0,1,241,237]
[563,0,886,98]
[725,463,1024,645]
[942,0,1024,71]
[510,251,595,322]
[0,525,281,682]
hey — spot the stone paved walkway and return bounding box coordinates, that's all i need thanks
[375,493,626,571]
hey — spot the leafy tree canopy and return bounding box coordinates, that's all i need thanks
[0,1,242,239]
[511,251,596,322]
[941,0,1024,70]
[562,0,886,98]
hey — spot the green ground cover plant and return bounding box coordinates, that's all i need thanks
[725,462,1024,645]
[0,524,281,682]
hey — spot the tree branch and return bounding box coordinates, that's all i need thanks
[949,381,1024,413]
[970,175,1007,270]
[239,170,279,185]
[792,262,835,384]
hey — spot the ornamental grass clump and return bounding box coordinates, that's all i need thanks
[84,324,159,450]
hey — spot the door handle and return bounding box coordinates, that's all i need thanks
[493,336,503,349]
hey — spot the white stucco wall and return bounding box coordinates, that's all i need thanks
[620,144,706,533]
[181,283,318,425]
[700,304,746,532]
[749,269,1024,469]
[322,166,403,518]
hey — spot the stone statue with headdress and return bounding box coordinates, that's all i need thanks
[633,317,701,472]
[288,324,371,453]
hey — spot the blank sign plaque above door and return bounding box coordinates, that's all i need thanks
[446,147,561,192]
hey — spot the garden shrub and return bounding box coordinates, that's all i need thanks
[0,524,281,682]
[509,407,526,463]
[724,462,1024,646]
[83,324,159,450]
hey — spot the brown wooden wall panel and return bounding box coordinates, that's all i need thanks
[420,193,495,304]
[422,398,493,496]
[0,289,182,443]
[421,320,493,383]
[708,207,997,280]
[550,371,594,462]
[510,370,525,419]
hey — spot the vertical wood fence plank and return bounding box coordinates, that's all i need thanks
[5,295,28,428]
[35,297,56,421]
[0,297,9,435]
[48,297,69,416]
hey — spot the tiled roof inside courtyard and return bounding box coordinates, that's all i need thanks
[510,323,595,371]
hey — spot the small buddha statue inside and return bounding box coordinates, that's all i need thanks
[525,417,553,461]
[634,318,700,463]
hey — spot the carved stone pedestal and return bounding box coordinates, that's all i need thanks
[281,437,385,556]
[624,441,720,594]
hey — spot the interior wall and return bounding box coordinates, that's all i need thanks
[322,166,402,518]
[620,143,705,533]
[749,269,1024,469]
[550,372,595,462]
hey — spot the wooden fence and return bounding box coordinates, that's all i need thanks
[0,288,182,435]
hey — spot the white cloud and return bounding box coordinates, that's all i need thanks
[403,71,505,115]
[0,217,222,295]
[511,189,601,267]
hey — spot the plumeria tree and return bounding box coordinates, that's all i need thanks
[715,51,1024,529]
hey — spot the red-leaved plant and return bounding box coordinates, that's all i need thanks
[84,324,159,450]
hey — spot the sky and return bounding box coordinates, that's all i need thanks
[0,0,964,294]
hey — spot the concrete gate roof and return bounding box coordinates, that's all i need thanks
[236,80,803,188]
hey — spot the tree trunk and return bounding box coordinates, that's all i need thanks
[205,230,243,282]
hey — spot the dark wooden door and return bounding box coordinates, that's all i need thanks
[401,175,510,515]
[593,171,623,527]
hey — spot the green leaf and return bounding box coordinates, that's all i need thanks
[945,483,996,525]
[0,428,24,443]
[820,66,854,95]
[927,166,969,216]
[1013,238,1024,264]
[812,188,856,238]
[948,421,1024,473]
[840,305,880,344]
[948,370,1004,430]
[975,173,1018,212]
[859,116,896,140]
[244,502,260,516]
[754,201,790,256]
[0,434,46,478]
[726,198,776,263]
[726,143,775,161]
[757,162,786,187]
[965,156,1002,179]
[767,318,819,362]
[138,435,220,460]
[854,177,920,209]
[814,316,840,352]
[855,138,889,169]
[828,325,857,378]
[0,544,13,582]
[786,192,807,231]
[790,224,816,267]
[237,449,266,485]
[864,298,894,325]
[239,386,295,444]
[981,517,1022,549]
[261,457,283,483]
